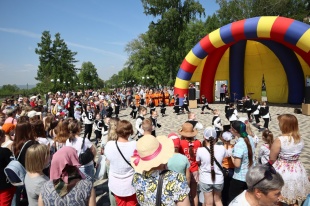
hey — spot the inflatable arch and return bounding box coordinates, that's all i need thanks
[174,16,310,104]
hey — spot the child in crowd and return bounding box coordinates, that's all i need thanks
[94,114,103,145]
[220,131,235,206]
[212,109,223,138]
[251,99,260,127]
[150,110,161,137]
[196,127,227,206]
[200,95,213,114]
[159,99,166,117]
[179,122,201,206]
[258,129,273,164]
[258,101,270,132]
[167,132,190,185]
[225,103,238,123]
[24,144,50,206]
[149,98,156,115]
[81,105,94,140]
[182,94,190,113]
[129,102,138,119]
[135,106,147,139]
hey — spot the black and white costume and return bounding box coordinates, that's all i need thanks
[135,115,145,138]
[182,96,190,113]
[150,117,161,137]
[82,110,94,139]
[201,97,212,114]
[212,115,223,138]
[159,101,166,117]
[130,103,138,119]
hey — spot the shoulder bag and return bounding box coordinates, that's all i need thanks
[79,137,94,165]
[115,141,133,168]
[204,146,229,177]
[155,170,169,206]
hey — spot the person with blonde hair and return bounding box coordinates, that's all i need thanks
[25,144,50,206]
[270,114,310,205]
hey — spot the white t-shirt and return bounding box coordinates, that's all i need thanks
[229,190,250,206]
[66,137,93,165]
[196,145,228,184]
[37,137,54,146]
[105,140,136,197]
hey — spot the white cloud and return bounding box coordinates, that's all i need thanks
[67,41,127,59]
[0,27,40,39]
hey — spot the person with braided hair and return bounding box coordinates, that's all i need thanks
[228,120,256,204]
[196,127,228,206]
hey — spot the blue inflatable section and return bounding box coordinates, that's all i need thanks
[258,40,304,104]
[229,40,247,102]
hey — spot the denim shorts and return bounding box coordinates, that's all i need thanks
[199,182,224,193]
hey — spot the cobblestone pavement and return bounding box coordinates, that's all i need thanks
[93,103,310,205]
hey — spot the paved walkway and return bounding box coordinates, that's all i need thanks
[94,103,310,205]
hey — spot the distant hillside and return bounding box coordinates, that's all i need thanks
[0,84,36,90]
[16,85,36,89]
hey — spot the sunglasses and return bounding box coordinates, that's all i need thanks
[252,165,276,188]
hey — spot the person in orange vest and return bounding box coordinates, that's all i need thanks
[159,90,164,106]
[153,90,159,106]
[135,92,140,107]
[145,89,150,106]
[164,89,170,106]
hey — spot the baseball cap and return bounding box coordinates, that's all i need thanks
[222,131,234,141]
[27,110,41,118]
[203,127,217,140]
[168,132,180,148]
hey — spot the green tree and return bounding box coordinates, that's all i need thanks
[35,31,78,93]
[141,0,205,84]
[78,62,100,89]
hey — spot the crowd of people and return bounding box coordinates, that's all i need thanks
[0,86,310,206]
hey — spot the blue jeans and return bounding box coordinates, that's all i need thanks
[79,163,95,182]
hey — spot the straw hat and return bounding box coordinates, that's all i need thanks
[131,134,174,174]
[179,122,198,137]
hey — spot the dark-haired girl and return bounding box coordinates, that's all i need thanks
[196,127,227,206]
[65,119,96,182]
[228,120,255,203]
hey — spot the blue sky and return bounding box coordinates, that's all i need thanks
[0,0,219,86]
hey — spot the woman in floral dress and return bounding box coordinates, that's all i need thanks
[270,114,310,206]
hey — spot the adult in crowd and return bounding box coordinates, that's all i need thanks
[24,144,50,206]
[50,119,69,152]
[66,119,96,182]
[0,129,15,206]
[1,123,15,150]
[270,114,310,205]
[229,164,284,206]
[38,146,96,206]
[105,120,137,205]
[196,127,227,206]
[131,134,190,205]
[229,121,255,203]
[12,120,39,206]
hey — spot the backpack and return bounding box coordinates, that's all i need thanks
[4,140,31,186]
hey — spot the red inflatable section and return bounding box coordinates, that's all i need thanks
[200,45,230,103]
